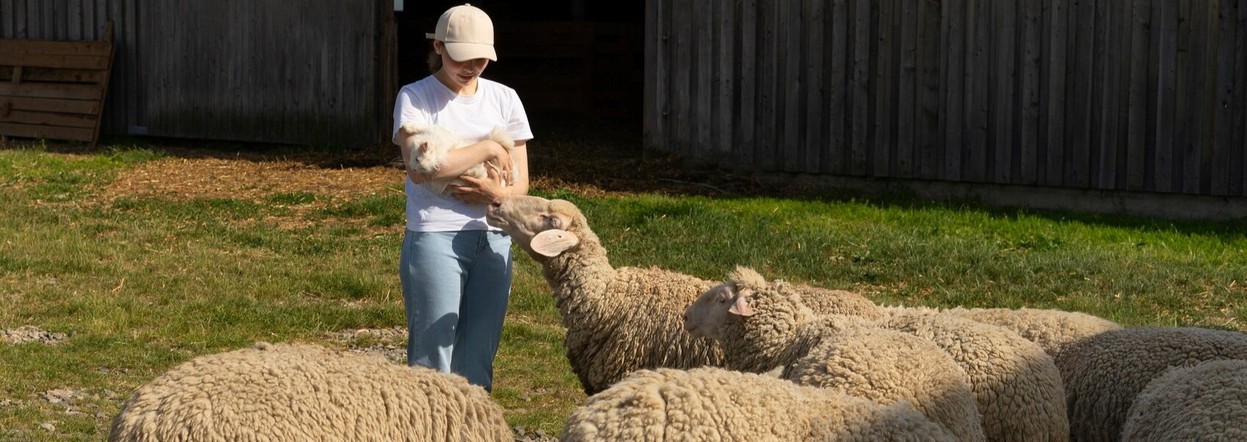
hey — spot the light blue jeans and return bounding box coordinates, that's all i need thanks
[399,230,512,391]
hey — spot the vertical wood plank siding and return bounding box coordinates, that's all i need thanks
[1,0,384,147]
[644,0,1247,197]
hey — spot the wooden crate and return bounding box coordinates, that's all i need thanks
[0,23,115,146]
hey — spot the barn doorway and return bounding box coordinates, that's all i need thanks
[393,1,644,127]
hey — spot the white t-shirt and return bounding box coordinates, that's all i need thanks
[392,76,533,232]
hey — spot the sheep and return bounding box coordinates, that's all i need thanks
[399,122,515,194]
[947,307,1121,360]
[108,342,512,442]
[684,267,985,442]
[1119,359,1247,441]
[878,309,1069,442]
[483,194,882,395]
[1055,326,1247,442]
[688,266,1069,442]
[561,367,958,442]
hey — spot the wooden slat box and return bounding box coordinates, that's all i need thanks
[0,24,114,146]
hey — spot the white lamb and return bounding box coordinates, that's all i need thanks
[108,342,512,442]
[562,367,957,441]
[400,123,515,194]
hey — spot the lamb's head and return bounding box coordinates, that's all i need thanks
[399,123,459,174]
[485,195,598,258]
[683,266,771,339]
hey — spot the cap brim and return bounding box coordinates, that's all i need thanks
[444,42,497,62]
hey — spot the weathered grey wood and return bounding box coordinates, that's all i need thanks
[1067,0,1094,188]
[993,0,1016,182]
[943,0,966,180]
[643,0,661,150]
[781,0,803,171]
[1174,0,1195,193]
[1042,0,1068,186]
[1018,0,1040,184]
[850,0,871,176]
[673,0,692,156]
[916,0,941,179]
[966,0,990,182]
[67,0,80,41]
[1096,0,1122,190]
[1234,1,1247,196]
[874,0,894,177]
[896,0,916,178]
[1126,0,1152,191]
[756,0,778,170]
[695,0,713,160]
[1155,0,1178,192]
[803,0,825,173]
[715,0,734,159]
[737,0,757,166]
[1210,0,1235,195]
[827,0,848,174]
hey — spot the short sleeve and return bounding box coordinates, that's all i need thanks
[392,87,432,145]
[506,88,534,142]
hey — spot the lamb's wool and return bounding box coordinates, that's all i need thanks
[561,367,957,442]
[686,267,985,442]
[952,307,1121,359]
[109,342,512,442]
[1056,326,1247,442]
[1120,359,1247,442]
[880,310,1069,442]
[400,123,515,194]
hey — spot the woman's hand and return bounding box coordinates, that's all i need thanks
[448,163,506,204]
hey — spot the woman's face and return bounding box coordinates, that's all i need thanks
[436,41,489,92]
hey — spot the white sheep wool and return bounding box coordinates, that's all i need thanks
[109,342,513,442]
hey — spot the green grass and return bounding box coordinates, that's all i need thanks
[1,142,1245,440]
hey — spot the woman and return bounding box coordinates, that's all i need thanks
[391,3,532,391]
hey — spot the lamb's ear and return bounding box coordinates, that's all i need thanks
[728,295,756,317]
[531,229,580,257]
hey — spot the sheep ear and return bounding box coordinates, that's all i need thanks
[728,296,755,317]
[531,229,579,257]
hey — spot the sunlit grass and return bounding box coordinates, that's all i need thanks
[1,143,1244,440]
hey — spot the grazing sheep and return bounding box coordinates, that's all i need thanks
[399,122,515,194]
[1056,326,1247,442]
[879,309,1069,442]
[484,195,882,394]
[1120,359,1247,442]
[109,342,512,442]
[561,367,957,442]
[949,307,1121,359]
[684,267,985,442]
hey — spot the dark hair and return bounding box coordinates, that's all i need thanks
[427,42,443,73]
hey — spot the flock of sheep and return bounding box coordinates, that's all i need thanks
[109,194,1247,441]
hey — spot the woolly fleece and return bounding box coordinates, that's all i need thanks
[952,307,1121,359]
[880,309,1069,442]
[1120,359,1247,441]
[485,195,725,394]
[686,267,985,442]
[108,342,512,442]
[1055,326,1247,442]
[561,367,957,442]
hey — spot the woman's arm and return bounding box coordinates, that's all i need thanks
[450,140,529,203]
[397,131,512,184]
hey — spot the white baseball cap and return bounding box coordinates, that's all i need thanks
[425,4,497,62]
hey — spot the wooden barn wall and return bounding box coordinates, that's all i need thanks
[645,0,1247,198]
[1,0,386,147]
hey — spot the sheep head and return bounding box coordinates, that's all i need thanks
[683,266,768,339]
[485,195,596,258]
